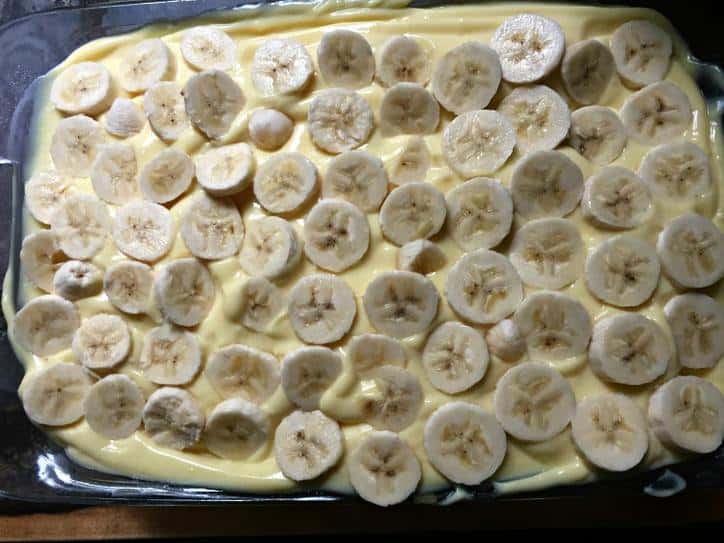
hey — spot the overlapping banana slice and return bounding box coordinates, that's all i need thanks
[143,82,188,141]
[50,193,111,260]
[104,98,145,138]
[281,346,343,410]
[142,387,205,450]
[20,231,63,293]
[90,143,140,205]
[154,258,216,327]
[317,29,375,90]
[248,108,294,151]
[308,89,374,154]
[238,277,284,332]
[239,215,301,278]
[389,136,431,186]
[53,260,103,301]
[561,39,615,105]
[206,344,280,403]
[25,171,75,225]
[486,319,526,362]
[346,333,406,376]
[361,366,423,431]
[397,239,445,274]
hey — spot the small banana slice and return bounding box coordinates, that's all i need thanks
[248,108,294,151]
[50,62,113,115]
[585,235,660,307]
[491,14,565,84]
[397,239,445,274]
[611,20,672,89]
[239,216,301,278]
[50,193,111,260]
[322,150,388,212]
[180,192,244,260]
[498,85,570,153]
[346,334,406,376]
[25,170,75,225]
[390,136,430,186]
[22,363,91,426]
[380,83,439,136]
[581,166,652,229]
[20,231,63,293]
[90,143,139,205]
[493,361,576,442]
[154,258,216,327]
[361,366,423,432]
[251,38,314,96]
[72,313,130,370]
[142,387,205,450]
[50,115,106,176]
[281,346,343,410]
[184,70,245,139]
[657,213,724,289]
[104,98,146,138]
[206,344,280,404]
[143,82,189,142]
[363,271,439,338]
[288,274,356,344]
[180,27,236,71]
[139,148,195,203]
[379,182,446,246]
[274,410,343,481]
[664,293,724,370]
[239,276,284,332]
[304,199,370,272]
[113,200,174,262]
[84,374,144,440]
[376,35,432,88]
[308,89,374,154]
[572,394,648,471]
[119,38,173,93]
[140,323,202,385]
[53,260,103,301]
[424,401,506,485]
[486,319,526,362]
[317,29,375,90]
[561,39,615,105]
[638,142,711,201]
[568,106,626,166]
[446,177,513,251]
[103,261,154,315]
[442,110,516,178]
[195,142,254,196]
[446,249,523,325]
[620,81,692,145]
[205,398,270,460]
[253,152,318,214]
[422,321,489,394]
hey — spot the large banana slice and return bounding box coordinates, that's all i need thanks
[180,27,236,71]
[363,271,439,338]
[281,346,343,410]
[638,142,712,201]
[50,115,106,176]
[620,81,692,145]
[442,110,516,178]
[248,108,294,151]
[251,38,314,96]
[50,193,111,260]
[486,319,526,362]
[611,20,672,89]
[568,106,626,165]
[180,192,244,260]
[72,313,130,370]
[424,401,506,485]
[561,39,615,105]
[389,136,430,186]
[205,398,270,460]
[238,277,284,332]
[664,293,724,370]
[361,366,423,431]
[143,82,189,142]
[253,152,318,214]
[139,148,194,203]
[104,98,145,138]
[103,260,154,315]
[119,38,173,93]
[317,29,375,90]
[20,231,63,293]
[154,258,216,327]
[585,235,660,307]
[142,387,205,450]
[90,143,139,205]
[140,323,202,385]
[376,35,432,88]
[445,249,522,325]
[50,62,113,115]
[206,344,280,404]
[184,70,245,139]
[288,274,356,344]
[397,239,445,274]
[308,89,374,154]
[379,83,439,136]
[195,142,254,196]
[25,170,75,225]
[53,260,103,301]
[346,334,406,376]
[113,200,174,262]
[322,150,388,212]
[378,182,446,246]
[581,166,652,229]
[239,215,301,278]
[84,374,144,440]
[21,363,91,426]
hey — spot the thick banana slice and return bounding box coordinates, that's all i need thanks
[180,27,236,71]
[424,401,506,485]
[446,249,523,325]
[205,398,270,460]
[561,39,615,105]
[486,319,526,362]
[639,142,712,201]
[180,192,244,260]
[104,98,146,138]
[206,344,280,404]
[442,110,516,178]
[274,410,343,481]
[253,152,318,214]
[361,366,423,431]
[379,182,446,246]
[581,166,652,229]
[154,258,216,327]
[103,260,153,315]
[491,14,565,84]
[308,89,374,154]
[25,170,75,225]
[620,81,692,145]
[248,108,294,151]
[139,148,194,203]
[648,376,724,454]
[195,143,254,196]
[251,38,314,96]
[317,29,375,89]
[569,106,626,166]
[239,215,301,278]
[22,363,91,426]
[611,20,672,89]
[239,277,284,333]
[664,293,724,370]
[50,115,106,176]
[494,361,576,442]
[390,136,430,186]
[84,374,144,440]
[50,62,113,115]
[322,150,388,212]
[143,82,189,142]
[446,177,513,251]
[376,35,432,88]
[184,70,245,139]
[281,346,343,410]
[90,143,139,205]
[363,271,439,338]
[288,274,356,344]
[50,193,111,260]
[657,213,724,289]
[572,394,648,471]
[53,260,103,301]
[20,231,63,293]
[304,199,370,272]
[142,387,205,450]
[140,323,202,385]
[72,313,130,370]
[113,200,174,262]
[422,321,489,394]
[397,239,445,274]
[585,235,660,307]
[119,38,173,93]
[380,83,439,136]
[346,334,406,376]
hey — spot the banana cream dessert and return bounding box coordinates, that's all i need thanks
[5,2,724,506]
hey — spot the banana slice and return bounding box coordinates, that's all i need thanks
[90,143,139,205]
[180,27,236,71]
[486,319,526,362]
[442,110,516,178]
[361,366,423,432]
[140,323,202,385]
[113,200,174,262]
[303,198,370,272]
[103,260,153,315]
[572,394,648,471]
[154,258,216,327]
[25,170,75,225]
[390,136,430,186]
[446,177,513,251]
[397,239,445,274]
[432,41,502,115]
[513,290,592,361]
[363,271,439,338]
[585,235,660,307]
[349,431,421,507]
[376,35,432,88]
[611,20,672,89]
[493,361,576,442]
[239,277,284,333]
[50,193,111,260]
[50,115,106,176]
[308,89,374,154]
[317,29,375,90]
[568,106,626,166]
[180,192,244,260]
[379,182,446,246]
[53,260,103,301]
[22,363,91,426]
[142,387,204,450]
[657,213,724,289]
[424,401,506,485]
[239,215,301,278]
[281,346,343,410]
[104,98,146,138]
[195,143,254,196]
[206,344,280,404]
[380,83,439,136]
[143,82,189,142]
[491,14,565,84]
[346,334,406,376]
[205,398,270,460]
[649,376,724,454]
[498,85,570,153]
[119,38,173,93]
[251,38,314,96]
[561,39,615,105]
[20,231,63,293]
[288,274,356,344]
[620,81,692,145]
[446,249,523,325]
[322,150,388,212]
[184,70,245,139]
[253,152,318,214]
[581,166,652,229]
[50,62,113,115]
[422,321,489,394]
[638,142,712,201]
[84,374,144,440]
[664,293,724,370]
[248,108,294,151]
[274,410,343,481]
[139,148,195,203]
[72,313,130,370]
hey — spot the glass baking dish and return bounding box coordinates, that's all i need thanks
[1,0,723,505]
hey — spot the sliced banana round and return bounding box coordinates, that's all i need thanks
[103,260,154,315]
[251,38,314,96]
[446,249,523,325]
[442,110,516,178]
[206,344,280,404]
[180,192,244,260]
[154,258,216,327]
[50,193,111,260]
[104,98,146,138]
[568,106,626,166]
[424,401,506,485]
[561,39,615,105]
[248,108,294,151]
[53,260,103,301]
[397,239,445,275]
[486,319,526,362]
[205,398,270,460]
[90,143,139,205]
[585,235,660,307]
[25,170,75,225]
[184,69,245,140]
[139,148,194,203]
[620,81,692,145]
[72,313,130,370]
[238,276,284,333]
[379,182,446,246]
[239,215,301,278]
[376,35,432,88]
[317,29,375,90]
[21,363,91,427]
[657,213,724,289]
[50,61,113,116]
[274,410,343,481]
[180,26,236,71]
[281,346,343,410]
[195,142,254,196]
[84,374,144,440]
[664,293,724,370]
[380,82,439,136]
[362,366,423,432]
[253,152,318,214]
[611,20,672,89]
[140,323,202,385]
[581,166,652,229]
[322,150,388,212]
[113,200,174,262]
[142,387,205,450]
[50,115,106,176]
[20,231,63,293]
[119,38,173,93]
[363,271,439,338]
[638,142,712,201]
[648,376,724,454]
[390,136,430,186]
[288,274,356,344]
[308,89,374,154]
[143,82,189,142]
[346,334,406,376]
